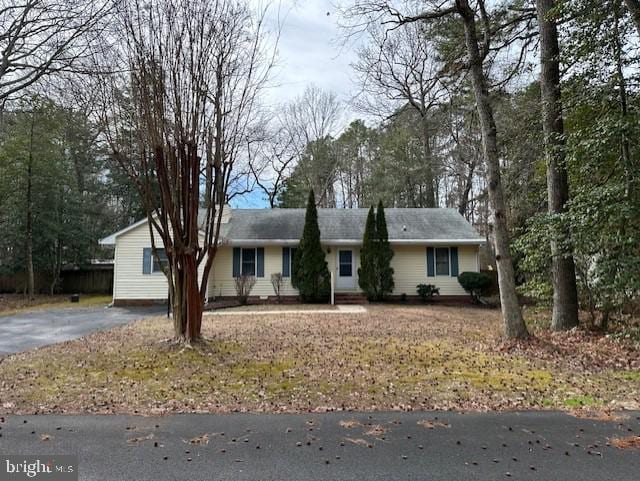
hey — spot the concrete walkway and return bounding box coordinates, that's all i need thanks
[0,411,638,480]
[206,305,367,315]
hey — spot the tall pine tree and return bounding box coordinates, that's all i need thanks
[292,190,330,302]
[358,206,378,299]
[375,201,394,299]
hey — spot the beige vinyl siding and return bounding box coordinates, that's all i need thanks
[207,243,478,299]
[390,245,478,296]
[113,223,206,300]
[208,245,348,298]
[112,227,479,301]
[208,246,301,298]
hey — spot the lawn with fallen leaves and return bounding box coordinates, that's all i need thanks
[0,294,112,316]
[1,305,638,414]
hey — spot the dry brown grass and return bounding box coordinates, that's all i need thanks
[0,294,112,316]
[0,305,638,415]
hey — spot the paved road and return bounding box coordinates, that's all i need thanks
[0,411,638,480]
[0,305,165,355]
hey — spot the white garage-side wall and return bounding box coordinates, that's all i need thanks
[113,222,207,301]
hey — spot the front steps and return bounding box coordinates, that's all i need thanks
[334,293,368,304]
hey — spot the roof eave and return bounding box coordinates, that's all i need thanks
[226,238,486,246]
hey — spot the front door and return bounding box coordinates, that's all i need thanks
[336,249,356,290]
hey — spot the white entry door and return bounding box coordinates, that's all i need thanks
[336,249,356,290]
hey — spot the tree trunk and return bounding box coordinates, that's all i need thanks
[624,0,640,35]
[457,0,528,339]
[421,115,436,207]
[613,4,635,197]
[458,158,476,217]
[26,113,35,299]
[536,0,579,331]
[169,254,203,343]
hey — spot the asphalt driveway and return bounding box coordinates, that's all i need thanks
[0,305,165,355]
[1,411,638,480]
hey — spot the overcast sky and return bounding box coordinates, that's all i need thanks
[261,0,359,121]
[233,0,360,208]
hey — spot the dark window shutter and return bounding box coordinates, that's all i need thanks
[257,248,265,277]
[143,248,152,274]
[282,247,290,277]
[450,247,459,277]
[232,247,241,278]
[291,248,297,277]
[426,247,435,277]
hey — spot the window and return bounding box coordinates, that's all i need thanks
[282,247,297,277]
[151,248,169,273]
[435,247,450,276]
[339,250,352,277]
[233,247,264,277]
[241,248,256,276]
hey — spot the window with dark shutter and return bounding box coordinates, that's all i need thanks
[232,247,241,277]
[282,247,290,277]
[152,249,169,273]
[435,247,450,276]
[241,248,256,276]
[426,247,435,277]
[450,247,459,277]
[256,248,265,277]
[143,248,152,274]
[291,247,297,277]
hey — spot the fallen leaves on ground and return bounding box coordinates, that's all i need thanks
[567,409,629,422]
[610,436,640,450]
[0,305,638,414]
[186,433,211,445]
[0,294,112,316]
[339,420,361,428]
[0,294,68,315]
[417,419,450,429]
[364,424,388,437]
[127,433,154,444]
[344,437,370,447]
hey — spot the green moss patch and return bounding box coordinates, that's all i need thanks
[0,306,637,414]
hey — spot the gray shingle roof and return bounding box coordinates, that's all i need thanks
[222,208,483,243]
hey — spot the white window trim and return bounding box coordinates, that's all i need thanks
[150,248,168,275]
[284,247,296,277]
[434,246,451,277]
[338,249,353,277]
[241,247,257,276]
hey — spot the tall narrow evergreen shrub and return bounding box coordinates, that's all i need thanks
[358,201,395,301]
[358,206,378,299]
[292,190,330,302]
[375,201,395,299]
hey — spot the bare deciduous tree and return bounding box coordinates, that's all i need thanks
[0,0,110,102]
[353,21,448,207]
[340,0,529,338]
[624,0,640,35]
[282,85,343,207]
[249,117,299,207]
[99,0,275,343]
